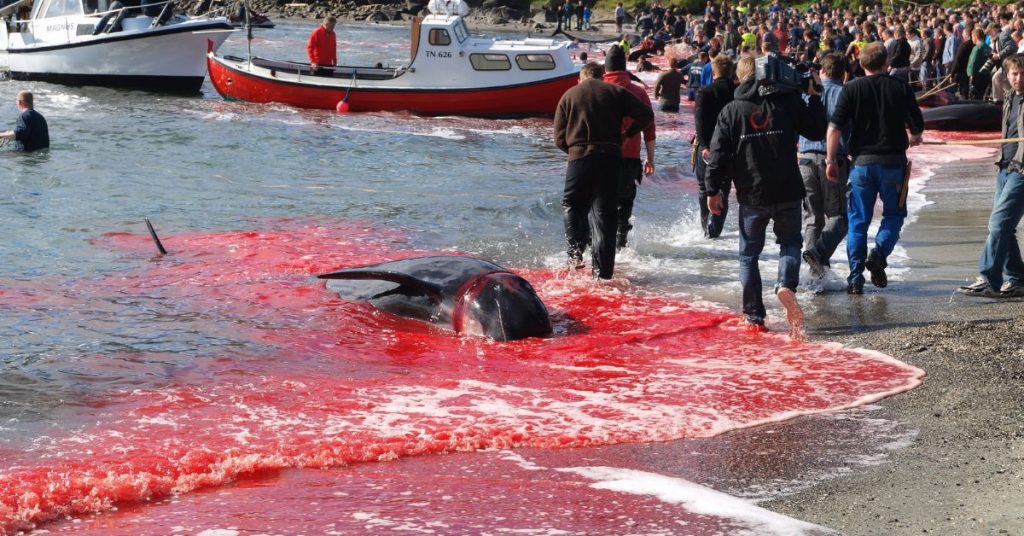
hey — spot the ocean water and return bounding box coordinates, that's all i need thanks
[0,20,958,535]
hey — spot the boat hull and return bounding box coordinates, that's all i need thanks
[207,53,579,117]
[6,21,233,93]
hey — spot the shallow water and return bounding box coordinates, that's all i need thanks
[0,20,957,534]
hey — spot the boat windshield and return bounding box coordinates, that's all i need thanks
[32,0,83,19]
[453,18,468,43]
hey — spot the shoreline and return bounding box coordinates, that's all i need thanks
[765,151,1024,535]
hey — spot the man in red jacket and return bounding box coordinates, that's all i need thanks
[602,44,656,250]
[307,16,338,74]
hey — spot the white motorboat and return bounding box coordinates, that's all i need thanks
[0,0,234,92]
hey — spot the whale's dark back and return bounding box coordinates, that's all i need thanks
[318,255,552,341]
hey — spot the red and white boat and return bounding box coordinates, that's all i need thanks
[206,0,580,116]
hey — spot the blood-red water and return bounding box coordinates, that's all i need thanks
[0,219,922,533]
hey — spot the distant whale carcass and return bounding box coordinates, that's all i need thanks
[922,101,1001,131]
[317,256,552,341]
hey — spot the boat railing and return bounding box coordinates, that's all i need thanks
[8,0,180,38]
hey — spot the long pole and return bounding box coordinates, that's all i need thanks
[245,0,253,66]
[917,77,955,100]
[924,137,1024,146]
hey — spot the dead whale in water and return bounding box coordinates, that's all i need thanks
[318,256,552,341]
[922,101,1001,131]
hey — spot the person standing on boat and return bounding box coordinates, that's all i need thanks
[1,91,49,152]
[554,62,653,279]
[307,16,338,75]
[602,45,656,250]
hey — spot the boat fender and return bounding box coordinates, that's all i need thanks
[336,100,350,113]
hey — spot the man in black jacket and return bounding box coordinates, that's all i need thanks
[554,62,654,279]
[705,54,826,336]
[693,53,736,238]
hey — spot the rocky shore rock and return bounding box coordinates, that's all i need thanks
[182,0,564,25]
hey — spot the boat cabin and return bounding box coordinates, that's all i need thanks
[402,0,577,88]
[3,0,178,44]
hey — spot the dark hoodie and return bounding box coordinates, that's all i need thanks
[705,79,826,206]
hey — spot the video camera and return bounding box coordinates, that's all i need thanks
[754,53,821,95]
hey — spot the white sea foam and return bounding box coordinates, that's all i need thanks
[561,466,836,536]
[196,529,240,536]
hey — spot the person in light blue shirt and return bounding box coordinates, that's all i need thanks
[798,52,849,279]
[942,22,961,85]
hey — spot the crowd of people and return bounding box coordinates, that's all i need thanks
[556,0,1024,337]
[608,0,1024,102]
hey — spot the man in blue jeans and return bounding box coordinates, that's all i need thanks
[958,54,1024,298]
[706,54,825,336]
[827,42,924,295]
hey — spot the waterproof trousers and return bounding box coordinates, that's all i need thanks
[563,152,620,279]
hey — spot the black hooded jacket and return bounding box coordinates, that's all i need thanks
[705,78,826,206]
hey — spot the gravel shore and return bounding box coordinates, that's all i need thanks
[765,151,1024,535]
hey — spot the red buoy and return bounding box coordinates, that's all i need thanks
[336,100,350,113]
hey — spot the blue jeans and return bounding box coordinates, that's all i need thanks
[979,167,1024,288]
[847,163,908,286]
[738,201,802,321]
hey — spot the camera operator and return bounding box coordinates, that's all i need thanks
[705,53,826,336]
[798,53,849,280]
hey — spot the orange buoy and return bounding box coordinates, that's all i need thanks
[336,100,350,113]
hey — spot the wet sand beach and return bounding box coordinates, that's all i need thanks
[765,150,1024,534]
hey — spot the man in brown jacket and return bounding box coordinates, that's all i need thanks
[554,62,654,279]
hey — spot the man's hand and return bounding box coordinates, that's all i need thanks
[707,193,724,215]
[909,132,923,146]
[825,161,839,183]
[701,148,710,162]
[643,158,655,178]
[311,63,319,70]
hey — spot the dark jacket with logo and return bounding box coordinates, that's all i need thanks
[705,78,826,206]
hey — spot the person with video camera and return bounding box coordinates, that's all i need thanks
[704,53,826,336]
[799,52,849,281]
[826,42,924,295]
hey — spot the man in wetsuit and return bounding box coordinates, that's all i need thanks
[307,16,338,75]
[654,57,683,112]
[554,62,653,279]
[0,90,49,152]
